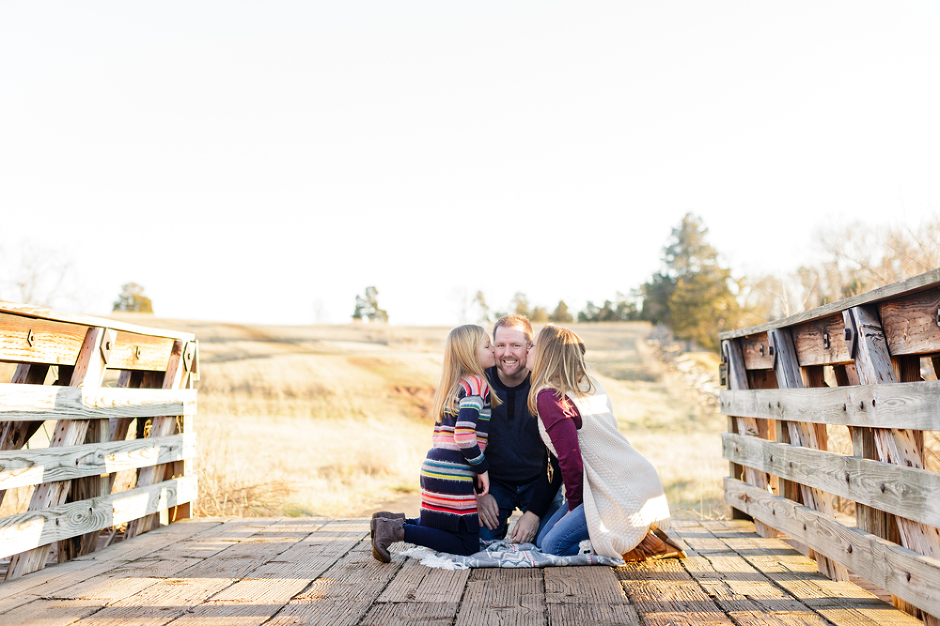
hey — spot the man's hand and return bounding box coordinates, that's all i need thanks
[476,493,500,530]
[509,511,540,544]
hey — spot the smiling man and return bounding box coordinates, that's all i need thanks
[478,315,561,544]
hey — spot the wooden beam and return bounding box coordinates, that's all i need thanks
[0,476,197,560]
[720,269,940,341]
[0,384,196,421]
[0,299,195,341]
[723,338,774,534]
[0,364,50,507]
[125,340,190,538]
[5,327,111,580]
[880,288,940,357]
[724,477,940,620]
[719,381,940,430]
[770,328,847,581]
[723,434,940,530]
[0,434,196,492]
[848,304,940,625]
[792,315,853,366]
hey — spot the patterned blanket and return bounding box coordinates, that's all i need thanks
[400,540,625,570]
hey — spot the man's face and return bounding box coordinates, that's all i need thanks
[494,325,530,379]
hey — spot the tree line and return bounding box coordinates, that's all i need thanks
[352,210,938,353]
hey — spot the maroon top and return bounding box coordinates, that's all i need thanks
[536,389,583,511]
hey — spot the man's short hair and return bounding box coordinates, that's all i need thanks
[493,314,534,344]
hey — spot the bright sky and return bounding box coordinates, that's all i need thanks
[2,2,938,326]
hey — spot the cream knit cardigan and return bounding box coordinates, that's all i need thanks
[536,378,671,558]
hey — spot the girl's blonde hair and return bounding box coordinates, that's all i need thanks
[430,324,501,421]
[527,324,595,417]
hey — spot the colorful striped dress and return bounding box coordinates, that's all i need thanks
[418,374,491,533]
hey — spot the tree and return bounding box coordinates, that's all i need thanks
[473,291,491,324]
[642,213,741,351]
[511,292,530,317]
[352,286,388,323]
[549,300,573,323]
[530,306,549,323]
[113,282,153,313]
[578,301,600,322]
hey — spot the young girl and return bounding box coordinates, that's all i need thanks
[528,324,684,561]
[371,324,498,562]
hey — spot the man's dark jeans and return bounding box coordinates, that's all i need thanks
[479,476,563,542]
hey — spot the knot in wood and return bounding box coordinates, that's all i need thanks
[847,545,853,554]
[845,473,851,483]
[880,484,886,493]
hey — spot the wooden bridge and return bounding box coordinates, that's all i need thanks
[0,269,939,625]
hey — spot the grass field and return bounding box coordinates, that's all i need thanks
[10,316,728,521]
[108,316,726,520]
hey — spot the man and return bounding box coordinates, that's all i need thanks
[478,315,561,543]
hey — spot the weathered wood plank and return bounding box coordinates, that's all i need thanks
[725,477,940,619]
[376,557,469,603]
[125,340,190,538]
[621,579,735,625]
[724,338,774,534]
[0,477,197,559]
[720,381,940,429]
[0,313,87,367]
[0,299,195,341]
[721,269,940,341]
[103,331,175,372]
[0,384,195,422]
[266,536,405,626]
[0,434,195,492]
[723,434,940,530]
[5,327,112,579]
[771,327,847,581]
[362,602,460,626]
[880,287,940,357]
[455,569,545,626]
[792,314,853,366]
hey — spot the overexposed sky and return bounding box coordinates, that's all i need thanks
[2,1,938,325]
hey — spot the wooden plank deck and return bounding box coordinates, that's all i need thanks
[0,518,923,626]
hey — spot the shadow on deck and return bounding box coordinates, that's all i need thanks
[0,519,920,626]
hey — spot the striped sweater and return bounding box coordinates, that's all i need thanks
[418,374,491,532]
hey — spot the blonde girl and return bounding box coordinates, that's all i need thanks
[528,325,683,561]
[372,324,499,562]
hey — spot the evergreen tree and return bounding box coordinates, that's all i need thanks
[112,283,153,313]
[643,213,740,350]
[511,292,530,317]
[549,300,574,323]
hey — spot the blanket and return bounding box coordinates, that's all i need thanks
[400,540,625,570]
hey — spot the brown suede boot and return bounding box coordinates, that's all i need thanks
[371,511,406,539]
[372,517,405,563]
[621,528,686,562]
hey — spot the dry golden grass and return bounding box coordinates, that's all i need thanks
[9,315,724,520]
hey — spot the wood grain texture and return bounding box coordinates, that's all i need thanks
[725,477,940,619]
[720,381,940,429]
[0,476,197,559]
[455,569,545,626]
[0,299,195,341]
[723,434,940,529]
[0,384,195,422]
[792,315,853,366]
[0,434,196,491]
[880,287,940,356]
[0,312,87,367]
[770,327,847,581]
[720,269,940,340]
[724,337,774,535]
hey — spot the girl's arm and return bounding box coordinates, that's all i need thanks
[536,389,583,510]
[454,376,489,475]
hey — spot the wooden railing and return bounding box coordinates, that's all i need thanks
[0,300,198,580]
[720,269,940,624]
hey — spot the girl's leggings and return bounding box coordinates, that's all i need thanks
[402,516,480,556]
